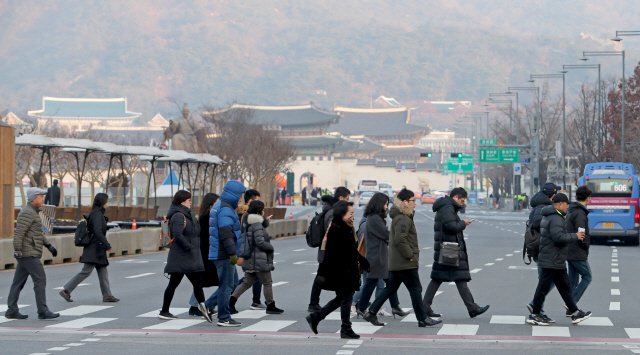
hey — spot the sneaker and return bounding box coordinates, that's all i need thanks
[189,306,203,317]
[38,311,60,320]
[565,310,572,317]
[103,296,120,302]
[377,308,393,317]
[5,312,28,320]
[59,290,73,302]
[199,303,213,323]
[307,304,322,313]
[541,314,555,324]
[526,314,550,326]
[158,311,178,320]
[217,318,242,327]
[526,303,534,314]
[251,302,267,310]
[571,310,592,324]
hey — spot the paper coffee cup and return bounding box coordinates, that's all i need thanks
[578,227,585,233]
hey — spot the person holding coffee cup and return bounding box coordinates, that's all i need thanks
[565,186,593,312]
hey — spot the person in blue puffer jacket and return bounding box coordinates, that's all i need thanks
[208,180,246,327]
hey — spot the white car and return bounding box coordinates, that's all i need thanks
[358,191,375,207]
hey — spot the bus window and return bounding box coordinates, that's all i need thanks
[586,179,632,197]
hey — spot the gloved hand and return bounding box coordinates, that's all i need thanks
[229,255,238,265]
[13,251,22,259]
[45,243,58,257]
[359,257,371,273]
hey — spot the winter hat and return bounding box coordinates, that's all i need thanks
[27,187,48,203]
[552,193,569,204]
[542,182,560,196]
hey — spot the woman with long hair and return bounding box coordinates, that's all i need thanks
[187,193,220,317]
[59,193,119,303]
[159,190,211,322]
[306,201,370,339]
[355,192,409,318]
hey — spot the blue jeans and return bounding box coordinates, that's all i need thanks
[530,257,554,315]
[190,268,249,309]
[212,260,238,321]
[568,260,592,303]
[355,271,399,310]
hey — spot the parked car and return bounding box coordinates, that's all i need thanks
[358,191,375,207]
[421,193,437,204]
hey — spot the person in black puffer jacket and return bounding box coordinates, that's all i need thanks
[229,200,283,315]
[60,193,119,303]
[565,186,593,305]
[423,188,489,319]
[159,190,211,323]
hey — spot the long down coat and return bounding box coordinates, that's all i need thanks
[164,204,205,274]
[80,207,111,266]
[431,196,471,282]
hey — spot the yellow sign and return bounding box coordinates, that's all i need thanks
[485,178,490,189]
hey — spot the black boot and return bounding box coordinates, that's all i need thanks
[189,306,203,316]
[469,305,490,318]
[363,311,386,326]
[229,296,239,315]
[266,302,284,314]
[425,308,442,318]
[305,313,320,334]
[391,306,410,317]
[340,328,360,339]
[419,317,442,327]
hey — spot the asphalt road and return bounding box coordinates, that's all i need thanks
[1,203,640,355]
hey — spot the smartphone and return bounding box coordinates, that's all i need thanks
[268,215,273,218]
[469,219,475,222]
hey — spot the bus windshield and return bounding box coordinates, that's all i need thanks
[586,179,633,197]
[360,180,377,186]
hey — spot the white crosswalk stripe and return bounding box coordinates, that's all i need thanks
[347,322,384,334]
[59,305,112,316]
[234,310,269,319]
[46,317,118,329]
[437,324,478,336]
[137,308,189,318]
[579,317,614,326]
[241,320,296,332]
[143,319,205,330]
[0,304,29,313]
[490,315,525,324]
[532,326,570,337]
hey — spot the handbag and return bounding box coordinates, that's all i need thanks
[438,238,461,267]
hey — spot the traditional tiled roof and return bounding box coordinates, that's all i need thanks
[373,145,429,158]
[285,134,355,148]
[28,97,141,119]
[329,106,428,136]
[207,103,340,127]
[148,113,169,127]
[374,96,402,108]
[2,112,32,127]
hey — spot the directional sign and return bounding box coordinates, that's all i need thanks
[479,139,496,146]
[444,155,473,173]
[513,163,522,176]
[479,148,519,163]
[519,158,531,164]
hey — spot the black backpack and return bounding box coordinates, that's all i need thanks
[522,221,540,265]
[239,222,254,258]
[75,214,92,247]
[306,211,327,248]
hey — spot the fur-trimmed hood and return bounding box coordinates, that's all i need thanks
[236,204,249,218]
[390,197,415,218]
[247,213,269,228]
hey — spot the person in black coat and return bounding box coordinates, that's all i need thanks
[306,201,370,339]
[565,186,593,306]
[159,190,211,323]
[45,179,61,206]
[187,193,220,317]
[60,193,119,303]
[423,188,489,319]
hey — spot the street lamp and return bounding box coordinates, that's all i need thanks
[583,51,625,162]
[508,86,541,196]
[530,72,566,190]
[465,112,490,137]
[562,64,603,156]
[611,30,640,42]
[490,92,519,144]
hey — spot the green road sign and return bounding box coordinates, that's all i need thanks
[444,155,473,173]
[479,139,496,145]
[479,148,519,163]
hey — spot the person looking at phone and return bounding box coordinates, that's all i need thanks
[565,186,593,312]
[423,187,489,319]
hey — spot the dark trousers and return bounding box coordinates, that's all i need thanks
[423,280,478,312]
[532,268,578,315]
[312,291,354,331]
[369,269,426,321]
[357,277,400,311]
[237,276,262,304]
[309,275,322,306]
[7,257,50,315]
[162,273,205,313]
[64,263,112,298]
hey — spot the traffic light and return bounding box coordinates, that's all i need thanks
[451,153,462,158]
[420,152,433,157]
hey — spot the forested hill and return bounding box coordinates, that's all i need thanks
[1,1,638,121]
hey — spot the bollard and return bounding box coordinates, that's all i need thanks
[132,219,137,230]
[289,212,293,220]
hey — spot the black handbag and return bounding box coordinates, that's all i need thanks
[438,231,462,267]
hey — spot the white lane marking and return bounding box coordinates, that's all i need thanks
[346,340,363,345]
[80,338,101,341]
[424,265,432,268]
[612,268,619,273]
[293,249,306,252]
[495,258,504,261]
[610,302,621,311]
[125,273,155,279]
[137,308,189,318]
[94,334,111,336]
[470,268,481,273]
[612,289,621,295]
[505,254,513,257]
[272,281,289,286]
[47,318,117,329]
[437,324,479,335]
[116,260,149,263]
[612,254,618,257]
[312,272,317,275]
[612,263,618,266]
[612,277,620,282]
[532,327,570,337]
[47,347,69,351]
[626,328,640,338]
[337,351,354,355]
[54,284,90,290]
[514,250,521,253]
[241,320,296,332]
[578,317,613,326]
[274,253,281,255]
[490,315,525,324]
[612,259,618,262]
[485,263,494,266]
[326,312,353,320]
[143,319,206,330]
[0,304,29,312]
[0,319,16,324]
[508,266,537,270]
[346,322,384,334]
[63,343,85,346]
[234,310,269,319]
[293,261,318,265]
[422,247,432,250]
[59,305,113,316]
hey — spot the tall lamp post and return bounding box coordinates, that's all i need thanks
[582,51,625,162]
[489,92,519,144]
[465,111,490,193]
[508,86,540,196]
[486,98,517,195]
[530,73,566,190]
[562,64,602,156]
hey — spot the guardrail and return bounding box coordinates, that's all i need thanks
[0,219,309,270]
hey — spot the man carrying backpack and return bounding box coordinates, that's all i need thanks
[307,187,350,313]
[527,193,591,326]
[525,182,559,321]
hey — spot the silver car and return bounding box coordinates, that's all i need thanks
[358,191,375,207]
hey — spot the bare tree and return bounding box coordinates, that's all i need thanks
[568,82,601,178]
[15,145,35,207]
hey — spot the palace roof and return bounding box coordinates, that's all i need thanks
[28,97,141,119]
[207,103,340,127]
[329,106,429,136]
